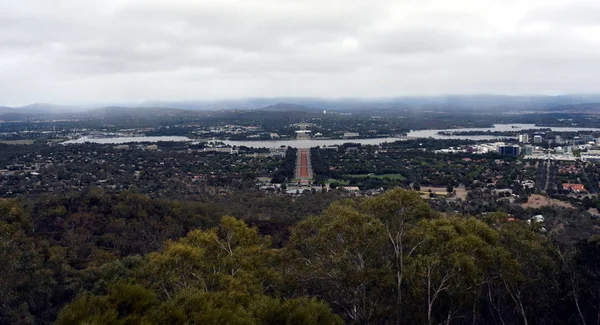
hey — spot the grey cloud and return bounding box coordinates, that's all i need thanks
[114,1,378,54]
[524,2,600,26]
[1,0,600,105]
[365,28,471,54]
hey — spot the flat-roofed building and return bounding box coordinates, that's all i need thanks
[498,145,521,156]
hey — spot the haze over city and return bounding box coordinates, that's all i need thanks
[2,0,600,106]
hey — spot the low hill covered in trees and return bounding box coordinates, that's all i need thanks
[2,189,600,324]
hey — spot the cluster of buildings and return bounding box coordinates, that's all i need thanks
[518,134,544,144]
[519,132,600,146]
[194,125,292,140]
[581,150,600,162]
[435,143,524,156]
[343,132,360,139]
[460,143,522,156]
[0,142,290,197]
[202,146,288,158]
[434,141,582,161]
[292,123,360,140]
[203,147,239,154]
[195,125,262,136]
[462,132,600,161]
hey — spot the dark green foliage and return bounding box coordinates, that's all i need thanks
[2,189,600,324]
[56,218,342,325]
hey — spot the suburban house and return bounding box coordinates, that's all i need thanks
[562,183,586,193]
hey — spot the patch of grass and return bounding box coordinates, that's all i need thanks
[344,173,406,180]
[326,179,349,185]
[0,140,35,145]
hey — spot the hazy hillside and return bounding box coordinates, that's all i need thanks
[546,103,600,114]
[259,103,319,112]
[0,112,37,121]
[0,106,14,114]
[5,95,600,116]
[90,106,192,116]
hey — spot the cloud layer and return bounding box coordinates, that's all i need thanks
[1,0,600,105]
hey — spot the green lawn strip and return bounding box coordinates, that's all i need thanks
[343,173,406,180]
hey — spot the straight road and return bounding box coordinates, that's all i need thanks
[296,148,313,183]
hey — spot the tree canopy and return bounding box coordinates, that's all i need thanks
[2,189,600,324]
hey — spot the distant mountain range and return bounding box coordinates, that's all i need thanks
[259,103,321,112]
[2,95,600,121]
[1,103,87,113]
[546,103,600,114]
[89,106,200,118]
[0,103,89,121]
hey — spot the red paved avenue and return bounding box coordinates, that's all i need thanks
[298,149,310,178]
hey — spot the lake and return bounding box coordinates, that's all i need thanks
[62,136,194,144]
[61,124,600,147]
[61,136,402,147]
[221,138,402,148]
[407,124,600,140]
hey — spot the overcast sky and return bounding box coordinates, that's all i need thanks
[1,0,600,106]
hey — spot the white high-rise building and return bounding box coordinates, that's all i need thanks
[533,135,543,144]
[518,134,529,143]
